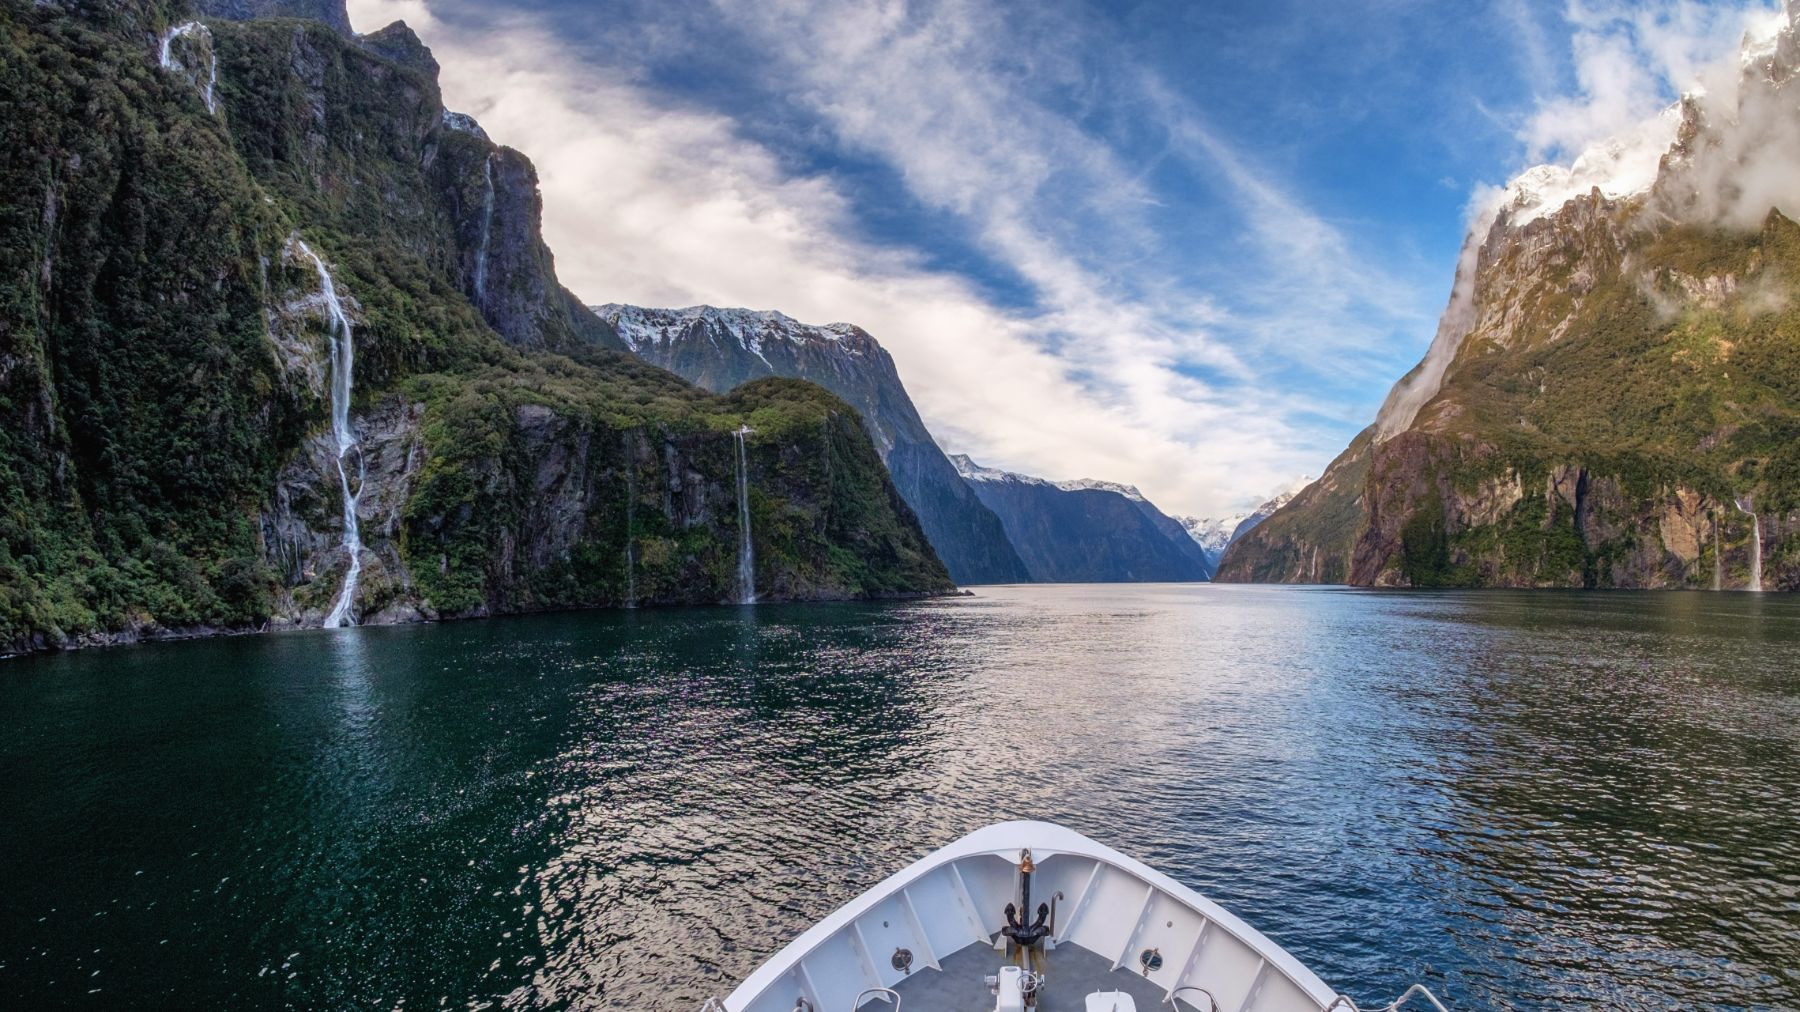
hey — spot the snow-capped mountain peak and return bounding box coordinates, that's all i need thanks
[948,456,1148,501]
[1179,513,1249,554]
[593,304,855,363]
[949,454,1043,486]
[1177,474,1313,570]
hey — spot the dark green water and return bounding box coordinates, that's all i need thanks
[2,585,1797,1010]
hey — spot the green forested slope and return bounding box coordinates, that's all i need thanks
[0,2,949,654]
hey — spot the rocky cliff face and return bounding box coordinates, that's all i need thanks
[951,457,1211,583]
[597,305,1030,584]
[1222,11,1800,591]
[0,2,949,656]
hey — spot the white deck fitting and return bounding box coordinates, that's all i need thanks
[723,821,1338,1012]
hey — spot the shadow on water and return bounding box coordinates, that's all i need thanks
[1,587,1797,1009]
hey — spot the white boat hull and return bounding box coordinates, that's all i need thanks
[722,821,1339,1012]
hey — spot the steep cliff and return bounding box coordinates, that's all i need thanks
[1221,11,1800,591]
[0,2,949,655]
[951,456,1211,583]
[597,305,1031,584]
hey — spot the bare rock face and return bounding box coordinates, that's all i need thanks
[435,134,623,353]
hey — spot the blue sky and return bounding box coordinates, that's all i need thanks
[347,0,1776,516]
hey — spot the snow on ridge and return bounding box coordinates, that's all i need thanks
[593,303,852,362]
[1179,514,1248,552]
[1179,474,1311,550]
[1499,11,1792,228]
[949,455,1147,501]
[1500,104,1685,227]
[1055,477,1146,501]
[949,454,1047,486]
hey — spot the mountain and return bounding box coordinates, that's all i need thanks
[951,457,1212,583]
[1221,8,1800,590]
[0,0,950,655]
[1178,479,1309,576]
[594,304,1031,584]
[1177,515,1247,577]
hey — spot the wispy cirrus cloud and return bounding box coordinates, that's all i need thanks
[344,0,1454,515]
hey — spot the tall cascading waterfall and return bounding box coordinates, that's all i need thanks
[1735,497,1764,592]
[295,239,366,627]
[733,425,756,604]
[472,154,496,302]
[158,22,218,115]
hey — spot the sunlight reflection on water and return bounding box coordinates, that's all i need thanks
[2,585,1797,1009]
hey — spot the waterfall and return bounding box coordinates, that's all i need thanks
[733,425,756,605]
[158,22,218,115]
[295,239,365,627]
[1735,497,1763,592]
[472,154,495,302]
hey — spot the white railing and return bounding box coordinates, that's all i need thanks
[1323,984,1451,1012]
[1169,985,1220,1011]
[699,989,902,1012]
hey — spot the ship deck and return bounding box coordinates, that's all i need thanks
[879,938,1190,1011]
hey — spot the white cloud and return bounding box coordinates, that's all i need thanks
[344,0,1435,515]
[1522,0,1783,163]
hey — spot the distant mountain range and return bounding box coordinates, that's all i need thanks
[951,456,1212,583]
[595,302,1232,586]
[1177,479,1311,576]
[595,305,1030,584]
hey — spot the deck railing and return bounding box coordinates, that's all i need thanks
[1323,984,1451,1012]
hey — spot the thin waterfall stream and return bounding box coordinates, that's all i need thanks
[472,154,495,302]
[733,425,755,604]
[158,22,218,115]
[1736,497,1763,593]
[295,239,365,627]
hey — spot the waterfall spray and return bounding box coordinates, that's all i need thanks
[733,425,756,605]
[158,22,218,115]
[472,154,495,302]
[1735,497,1763,593]
[295,239,365,627]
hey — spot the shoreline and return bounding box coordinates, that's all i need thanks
[0,586,970,663]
